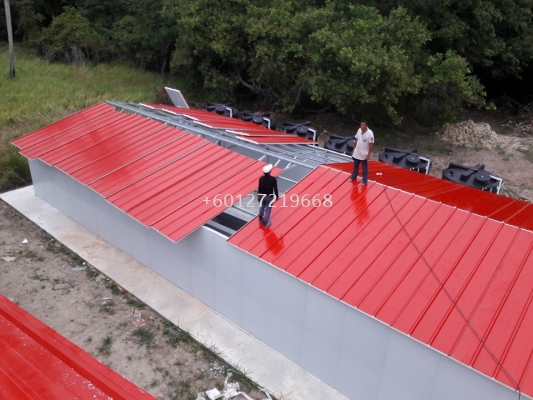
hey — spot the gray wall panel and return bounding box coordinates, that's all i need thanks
[429,355,515,400]
[189,229,216,309]
[494,385,521,400]
[29,160,46,200]
[300,288,345,386]
[154,231,191,292]
[95,200,118,244]
[269,269,306,363]
[79,188,100,235]
[110,208,133,256]
[51,167,72,217]
[335,307,391,400]
[128,217,151,267]
[147,228,177,282]
[31,160,58,208]
[62,173,85,225]
[377,331,440,400]
[240,252,273,343]
[213,237,242,324]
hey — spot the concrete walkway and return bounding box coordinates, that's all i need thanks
[1,186,349,400]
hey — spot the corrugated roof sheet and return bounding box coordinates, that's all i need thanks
[228,163,533,397]
[13,103,275,242]
[143,104,315,144]
[326,162,533,230]
[0,294,155,400]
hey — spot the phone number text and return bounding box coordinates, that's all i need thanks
[203,194,333,208]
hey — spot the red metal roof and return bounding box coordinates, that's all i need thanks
[228,163,533,397]
[0,294,155,400]
[13,103,275,243]
[143,104,315,144]
[326,162,533,230]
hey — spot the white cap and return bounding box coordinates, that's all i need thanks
[263,164,273,174]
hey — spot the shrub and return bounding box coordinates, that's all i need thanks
[37,6,109,64]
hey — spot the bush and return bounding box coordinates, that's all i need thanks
[37,6,109,64]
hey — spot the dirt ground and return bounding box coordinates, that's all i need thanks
[0,117,532,400]
[0,202,267,400]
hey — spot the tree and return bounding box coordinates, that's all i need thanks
[166,0,252,100]
[355,0,533,78]
[37,6,108,63]
[12,0,44,43]
[112,0,177,72]
[245,2,485,124]
[166,0,487,124]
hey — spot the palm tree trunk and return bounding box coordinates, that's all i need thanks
[4,0,15,79]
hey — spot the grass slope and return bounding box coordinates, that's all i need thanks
[0,44,183,191]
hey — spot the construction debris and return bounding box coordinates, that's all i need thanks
[198,372,257,400]
[132,309,146,327]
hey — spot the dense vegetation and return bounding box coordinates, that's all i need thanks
[2,0,533,126]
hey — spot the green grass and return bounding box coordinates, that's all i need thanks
[132,327,155,347]
[0,44,186,192]
[97,335,113,356]
[106,282,122,296]
[0,44,182,131]
[99,301,115,315]
[127,298,146,309]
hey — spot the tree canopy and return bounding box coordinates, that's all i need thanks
[4,0,532,126]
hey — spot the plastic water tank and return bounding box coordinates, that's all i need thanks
[442,163,502,193]
[378,147,431,174]
[324,135,354,155]
[281,122,317,141]
[240,112,277,130]
[205,103,239,118]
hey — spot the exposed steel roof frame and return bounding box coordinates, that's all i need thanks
[108,101,350,218]
[108,101,350,169]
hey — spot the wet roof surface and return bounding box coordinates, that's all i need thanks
[229,163,533,396]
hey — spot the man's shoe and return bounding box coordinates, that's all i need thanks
[359,182,367,186]
[264,221,272,228]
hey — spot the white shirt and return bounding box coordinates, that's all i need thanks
[352,128,374,160]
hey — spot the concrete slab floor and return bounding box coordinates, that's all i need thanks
[1,186,349,400]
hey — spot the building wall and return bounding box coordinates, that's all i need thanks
[29,159,522,400]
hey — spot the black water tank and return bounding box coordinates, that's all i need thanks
[240,112,277,130]
[442,163,502,193]
[379,147,431,174]
[324,135,354,155]
[281,122,317,140]
[205,103,239,118]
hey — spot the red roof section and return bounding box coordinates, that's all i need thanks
[13,103,275,242]
[229,163,533,397]
[143,104,315,144]
[326,162,533,230]
[0,294,155,400]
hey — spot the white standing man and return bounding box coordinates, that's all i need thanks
[349,121,374,186]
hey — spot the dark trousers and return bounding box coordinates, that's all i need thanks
[350,158,368,184]
[259,195,274,227]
